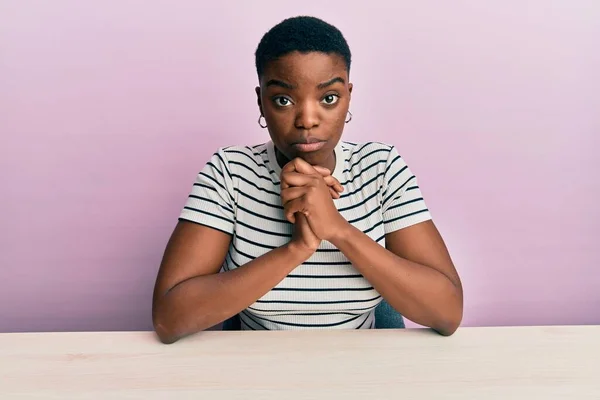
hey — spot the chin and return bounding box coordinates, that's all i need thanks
[277,142,334,167]
[294,150,328,165]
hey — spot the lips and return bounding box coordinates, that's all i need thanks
[291,137,326,153]
[298,137,323,144]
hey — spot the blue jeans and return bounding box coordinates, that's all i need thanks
[222,299,405,330]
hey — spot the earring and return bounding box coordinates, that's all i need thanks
[258,115,267,128]
[345,110,353,123]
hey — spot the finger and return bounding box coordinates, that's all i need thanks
[282,157,318,175]
[322,175,344,193]
[280,173,289,190]
[281,158,298,173]
[294,212,318,240]
[284,197,307,223]
[295,212,310,228]
[311,165,343,193]
[281,171,318,188]
[281,159,303,190]
[281,186,309,205]
[329,187,340,199]
[312,165,332,177]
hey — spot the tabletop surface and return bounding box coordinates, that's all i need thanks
[1,325,599,399]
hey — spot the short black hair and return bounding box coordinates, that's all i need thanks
[255,16,352,78]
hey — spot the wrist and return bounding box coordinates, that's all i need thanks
[328,218,354,247]
[284,241,315,263]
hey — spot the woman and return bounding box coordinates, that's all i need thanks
[152,16,463,344]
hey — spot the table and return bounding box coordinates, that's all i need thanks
[1,326,598,399]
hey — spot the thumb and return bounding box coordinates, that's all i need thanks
[292,158,317,175]
[312,165,332,177]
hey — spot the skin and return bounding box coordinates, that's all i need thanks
[256,51,351,173]
[152,51,463,344]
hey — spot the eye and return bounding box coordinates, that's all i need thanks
[273,96,293,107]
[321,94,340,105]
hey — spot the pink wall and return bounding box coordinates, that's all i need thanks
[1,1,598,332]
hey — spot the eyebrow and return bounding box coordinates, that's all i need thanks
[265,76,346,90]
[265,79,295,89]
[317,77,345,89]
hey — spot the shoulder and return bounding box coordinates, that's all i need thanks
[340,141,398,161]
[339,141,402,173]
[338,141,413,191]
[198,143,275,193]
[209,143,269,165]
[202,143,270,174]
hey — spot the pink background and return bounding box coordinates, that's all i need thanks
[1,1,598,332]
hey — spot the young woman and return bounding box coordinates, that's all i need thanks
[152,16,463,344]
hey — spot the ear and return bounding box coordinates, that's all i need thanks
[255,86,264,115]
[348,82,353,98]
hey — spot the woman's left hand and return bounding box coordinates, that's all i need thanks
[280,158,349,241]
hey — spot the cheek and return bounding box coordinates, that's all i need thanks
[264,104,294,126]
[330,108,347,127]
[266,112,291,131]
[265,111,294,141]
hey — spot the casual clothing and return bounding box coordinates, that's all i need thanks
[179,140,431,330]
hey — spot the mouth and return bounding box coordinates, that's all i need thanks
[291,137,327,153]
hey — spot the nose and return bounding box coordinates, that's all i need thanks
[294,101,320,130]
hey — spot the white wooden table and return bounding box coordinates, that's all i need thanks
[1,326,598,399]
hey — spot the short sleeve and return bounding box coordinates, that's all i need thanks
[178,149,235,235]
[381,146,432,234]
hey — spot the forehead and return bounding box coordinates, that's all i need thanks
[261,51,348,86]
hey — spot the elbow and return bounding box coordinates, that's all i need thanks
[153,321,180,344]
[434,298,463,337]
[153,316,179,344]
[434,318,461,337]
[152,298,211,344]
[152,302,182,344]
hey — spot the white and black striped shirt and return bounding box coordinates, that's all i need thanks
[179,140,432,330]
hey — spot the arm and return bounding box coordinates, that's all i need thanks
[152,220,313,344]
[153,152,342,344]
[280,156,463,336]
[329,220,463,336]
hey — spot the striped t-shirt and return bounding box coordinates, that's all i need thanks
[179,140,432,330]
